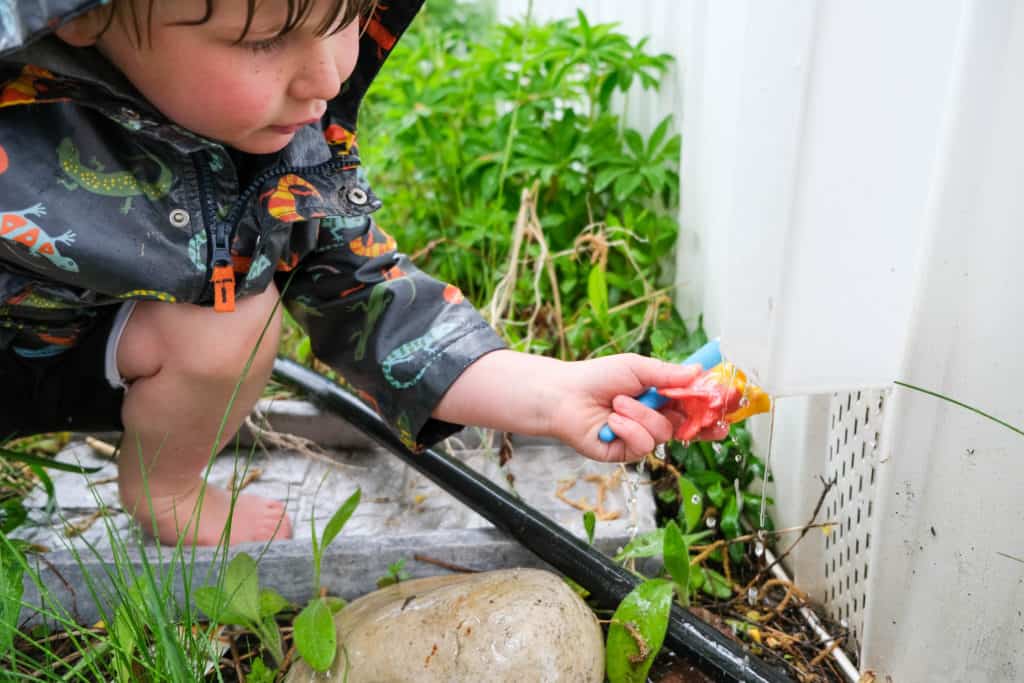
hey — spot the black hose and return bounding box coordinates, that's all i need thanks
[272,358,792,683]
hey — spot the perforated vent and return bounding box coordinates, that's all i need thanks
[823,390,885,652]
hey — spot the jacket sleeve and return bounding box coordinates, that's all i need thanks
[277,211,507,451]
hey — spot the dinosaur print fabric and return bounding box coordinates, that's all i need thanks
[0,0,505,448]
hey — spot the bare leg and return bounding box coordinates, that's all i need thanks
[116,285,293,546]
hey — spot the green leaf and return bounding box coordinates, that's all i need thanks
[706,480,726,508]
[0,537,26,657]
[593,166,630,193]
[613,172,644,201]
[583,511,596,545]
[194,586,252,627]
[324,596,347,614]
[677,477,703,533]
[606,579,674,683]
[623,129,646,160]
[587,263,609,322]
[216,552,262,624]
[721,496,741,540]
[699,567,733,599]
[0,448,102,474]
[321,488,361,552]
[0,500,27,535]
[614,529,663,561]
[294,598,337,672]
[564,577,591,599]
[259,588,290,618]
[615,528,712,561]
[247,658,277,683]
[646,116,672,157]
[662,521,690,607]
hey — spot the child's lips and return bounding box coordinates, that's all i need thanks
[269,118,319,134]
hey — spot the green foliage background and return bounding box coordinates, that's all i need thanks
[282,0,702,364]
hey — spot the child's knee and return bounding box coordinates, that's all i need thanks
[118,285,283,385]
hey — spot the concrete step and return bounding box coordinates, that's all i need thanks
[15,400,657,624]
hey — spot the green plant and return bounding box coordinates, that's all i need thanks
[376,558,411,588]
[662,424,774,564]
[605,578,674,683]
[583,510,596,545]
[294,487,360,671]
[280,1,698,364]
[194,488,360,674]
[194,553,288,664]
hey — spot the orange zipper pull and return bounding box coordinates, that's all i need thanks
[211,263,236,312]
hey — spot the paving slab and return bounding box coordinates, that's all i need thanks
[15,401,657,624]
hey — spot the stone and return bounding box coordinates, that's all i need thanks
[286,568,604,683]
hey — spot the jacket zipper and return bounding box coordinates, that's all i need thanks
[192,152,360,312]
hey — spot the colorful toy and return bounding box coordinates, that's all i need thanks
[598,338,771,443]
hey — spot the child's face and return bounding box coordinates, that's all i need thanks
[63,0,360,154]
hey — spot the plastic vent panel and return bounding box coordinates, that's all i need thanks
[823,389,886,651]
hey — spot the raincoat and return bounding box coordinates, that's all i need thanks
[0,0,505,449]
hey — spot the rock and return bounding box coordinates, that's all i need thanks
[285,568,604,682]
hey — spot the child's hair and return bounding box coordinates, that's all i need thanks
[104,0,378,47]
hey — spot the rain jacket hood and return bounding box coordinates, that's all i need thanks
[0,0,505,448]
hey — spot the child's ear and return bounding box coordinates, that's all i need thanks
[54,8,109,47]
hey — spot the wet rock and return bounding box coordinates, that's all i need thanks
[285,568,604,682]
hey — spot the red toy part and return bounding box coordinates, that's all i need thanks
[661,375,743,442]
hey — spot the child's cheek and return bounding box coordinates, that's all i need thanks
[208,74,283,130]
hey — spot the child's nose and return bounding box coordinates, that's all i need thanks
[289,41,347,102]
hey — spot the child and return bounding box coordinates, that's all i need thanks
[0,0,704,546]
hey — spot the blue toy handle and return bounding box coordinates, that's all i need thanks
[598,338,722,443]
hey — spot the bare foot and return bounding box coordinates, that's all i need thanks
[133,483,293,546]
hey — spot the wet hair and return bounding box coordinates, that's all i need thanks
[103,0,377,47]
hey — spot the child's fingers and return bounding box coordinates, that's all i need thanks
[621,355,702,389]
[612,394,675,444]
[660,408,687,436]
[606,413,656,458]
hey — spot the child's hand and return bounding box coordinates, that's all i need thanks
[545,354,705,463]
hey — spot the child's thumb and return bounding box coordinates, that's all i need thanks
[626,355,703,389]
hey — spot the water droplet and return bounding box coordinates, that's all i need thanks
[712,442,723,454]
[654,443,667,460]
[747,587,758,605]
[716,419,729,432]
[739,396,750,407]
[690,494,701,505]
[754,540,765,557]
[706,516,717,528]
[734,454,743,463]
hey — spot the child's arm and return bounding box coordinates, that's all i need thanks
[432,349,702,462]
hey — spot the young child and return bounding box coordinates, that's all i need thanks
[0,0,705,547]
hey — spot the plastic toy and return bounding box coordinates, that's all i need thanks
[598,339,771,443]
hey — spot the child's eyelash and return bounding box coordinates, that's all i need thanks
[244,35,286,54]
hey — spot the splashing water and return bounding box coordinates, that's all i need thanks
[758,401,778,529]
[624,464,641,542]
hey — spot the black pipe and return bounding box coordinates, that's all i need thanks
[272,358,792,683]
